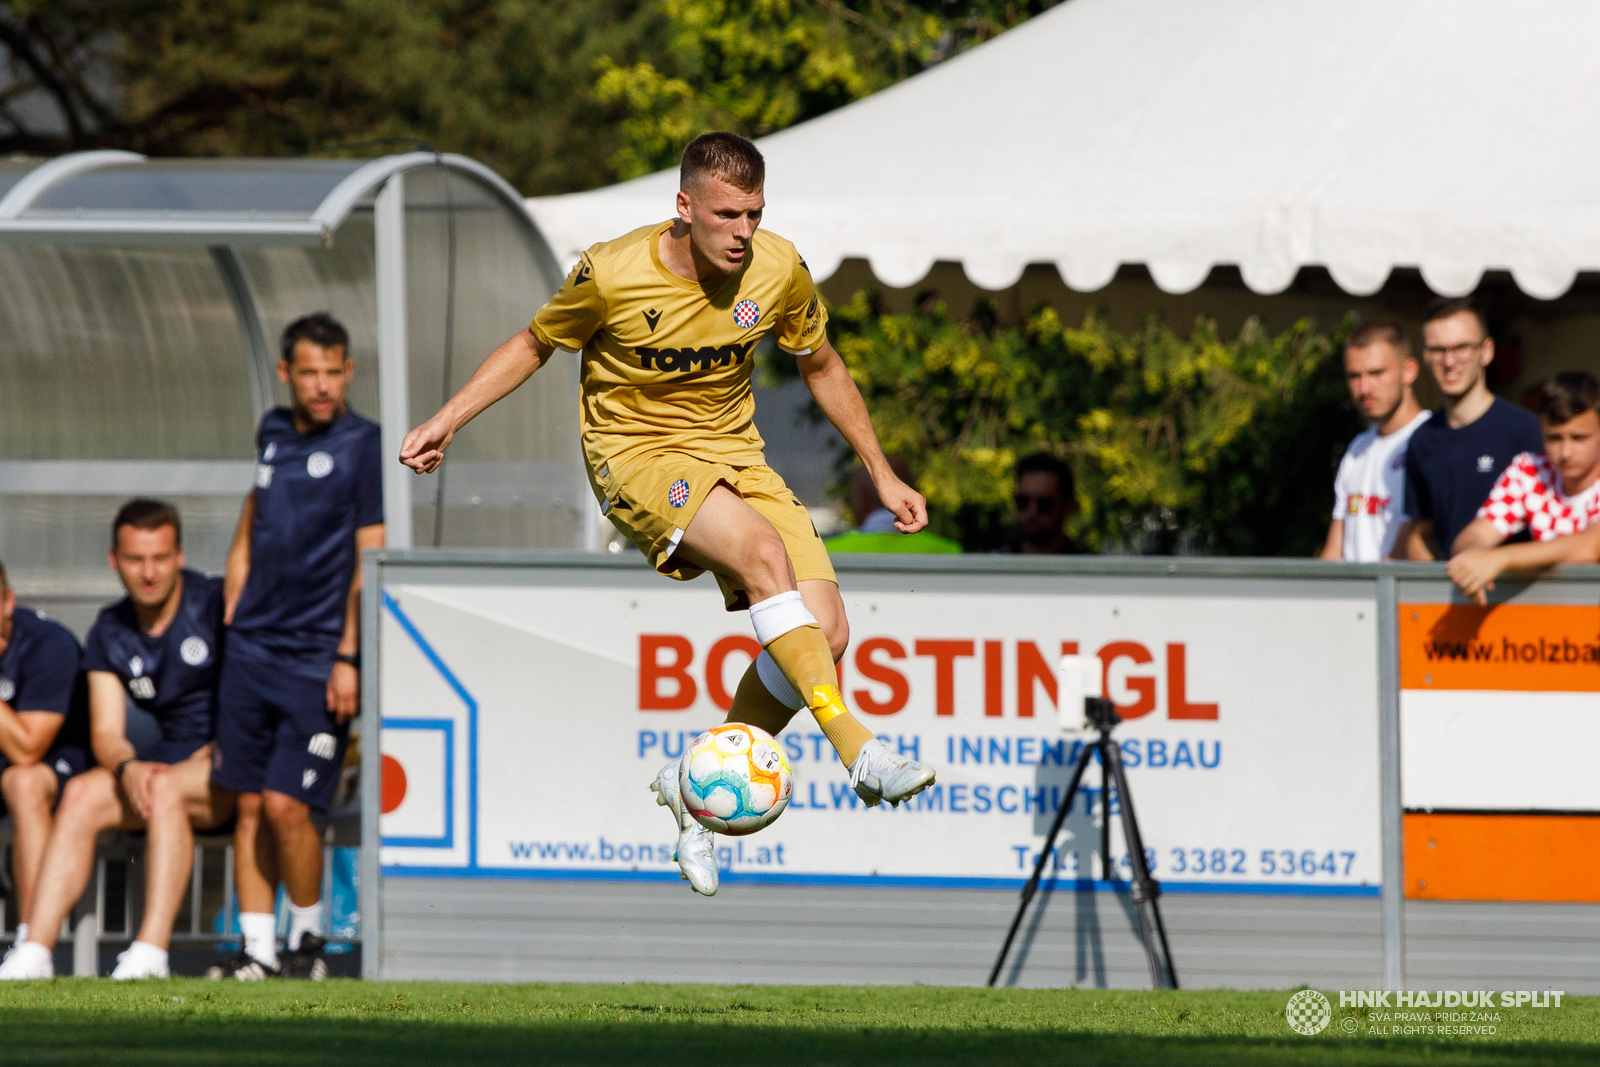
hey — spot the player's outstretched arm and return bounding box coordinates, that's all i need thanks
[1449,520,1600,606]
[400,329,554,474]
[797,340,927,533]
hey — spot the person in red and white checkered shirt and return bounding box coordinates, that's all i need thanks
[1449,371,1600,603]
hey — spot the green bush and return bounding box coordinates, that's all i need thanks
[815,290,1360,556]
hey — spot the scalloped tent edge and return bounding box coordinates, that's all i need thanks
[527,0,1600,303]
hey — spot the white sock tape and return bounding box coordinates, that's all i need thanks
[755,650,805,711]
[748,590,817,646]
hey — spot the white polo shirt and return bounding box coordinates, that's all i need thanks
[1332,410,1431,561]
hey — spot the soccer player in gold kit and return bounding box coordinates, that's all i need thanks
[401,132,936,895]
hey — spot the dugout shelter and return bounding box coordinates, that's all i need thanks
[0,149,587,633]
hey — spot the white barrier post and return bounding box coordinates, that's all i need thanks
[1377,574,1404,989]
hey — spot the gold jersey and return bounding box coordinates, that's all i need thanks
[529,220,828,473]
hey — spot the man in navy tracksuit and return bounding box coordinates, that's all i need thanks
[0,560,89,949]
[211,313,384,980]
[1,500,233,980]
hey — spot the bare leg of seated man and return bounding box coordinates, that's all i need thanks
[1,763,61,938]
[651,484,934,896]
[0,746,233,979]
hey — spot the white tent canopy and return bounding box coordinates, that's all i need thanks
[530,0,1600,300]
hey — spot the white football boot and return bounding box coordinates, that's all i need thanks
[651,756,718,896]
[848,738,937,808]
[0,940,53,980]
[111,941,171,980]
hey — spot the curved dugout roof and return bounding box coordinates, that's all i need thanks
[530,0,1600,300]
[0,150,547,251]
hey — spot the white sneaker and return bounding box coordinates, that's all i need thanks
[651,757,719,896]
[0,940,53,980]
[849,739,937,807]
[111,941,171,980]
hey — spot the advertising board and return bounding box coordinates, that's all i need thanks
[377,572,1382,895]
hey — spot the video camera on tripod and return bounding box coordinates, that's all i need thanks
[987,655,1179,989]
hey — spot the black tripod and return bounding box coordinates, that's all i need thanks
[987,696,1178,989]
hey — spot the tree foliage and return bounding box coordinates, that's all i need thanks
[0,0,668,194]
[594,0,1061,179]
[0,0,1058,192]
[822,292,1360,556]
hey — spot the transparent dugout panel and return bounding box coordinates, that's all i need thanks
[0,243,256,460]
[26,159,366,219]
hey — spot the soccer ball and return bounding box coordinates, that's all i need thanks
[680,723,793,836]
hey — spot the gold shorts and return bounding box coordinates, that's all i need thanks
[590,452,836,611]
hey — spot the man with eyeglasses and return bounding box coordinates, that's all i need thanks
[1005,452,1080,555]
[1394,296,1543,559]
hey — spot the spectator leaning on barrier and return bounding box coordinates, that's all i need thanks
[0,500,235,981]
[1000,452,1081,555]
[211,313,385,981]
[1320,319,1430,562]
[0,560,89,951]
[1446,372,1600,605]
[824,458,961,554]
[1394,296,1544,559]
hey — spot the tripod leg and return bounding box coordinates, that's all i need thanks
[987,737,1096,987]
[1103,741,1179,990]
[1100,742,1113,882]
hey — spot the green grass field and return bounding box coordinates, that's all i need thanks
[1,982,1596,1066]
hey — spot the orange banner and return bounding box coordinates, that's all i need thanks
[1399,603,1600,692]
[1405,813,1600,902]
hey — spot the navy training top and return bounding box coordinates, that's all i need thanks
[1403,397,1545,556]
[231,406,384,667]
[0,606,89,763]
[83,570,224,753]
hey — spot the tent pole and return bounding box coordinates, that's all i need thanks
[375,174,413,549]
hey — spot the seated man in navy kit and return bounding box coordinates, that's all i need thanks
[0,500,234,980]
[0,557,89,954]
[211,312,384,980]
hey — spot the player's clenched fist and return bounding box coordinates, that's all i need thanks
[399,416,455,474]
[876,474,929,534]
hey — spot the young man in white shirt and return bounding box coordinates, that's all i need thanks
[1320,319,1430,561]
[1447,371,1600,604]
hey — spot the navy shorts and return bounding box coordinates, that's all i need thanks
[213,651,348,812]
[0,744,88,813]
[145,737,210,766]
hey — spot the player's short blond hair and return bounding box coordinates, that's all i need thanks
[1345,318,1409,357]
[680,132,764,193]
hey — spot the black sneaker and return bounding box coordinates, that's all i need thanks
[205,951,280,981]
[280,933,328,981]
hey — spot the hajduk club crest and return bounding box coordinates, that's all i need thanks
[668,479,690,508]
[733,300,760,329]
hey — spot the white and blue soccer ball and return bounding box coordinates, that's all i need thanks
[680,723,793,836]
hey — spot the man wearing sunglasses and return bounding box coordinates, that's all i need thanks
[1394,296,1543,559]
[1006,452,1081,555]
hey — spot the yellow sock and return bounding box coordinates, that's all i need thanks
[764,625,875,767]
[725,661,799,736]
